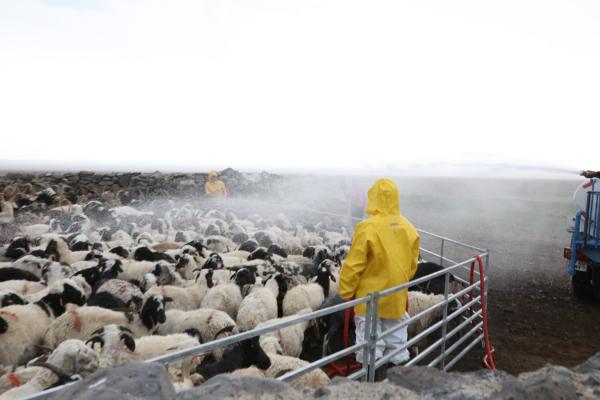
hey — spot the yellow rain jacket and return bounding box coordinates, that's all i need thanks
[204,171,227,198]
[339,178,420,320]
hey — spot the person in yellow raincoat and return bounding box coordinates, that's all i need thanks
[204,171,227,198]
[339,178,420,377]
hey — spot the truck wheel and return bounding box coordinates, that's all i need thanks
[572,271,595,300]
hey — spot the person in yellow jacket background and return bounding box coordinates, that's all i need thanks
[204,171,227,198]
[339,178,420,376]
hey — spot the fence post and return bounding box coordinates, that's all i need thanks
[367,291,380,382]
[440,238,445,267]
[483,252,490,348]
[361,295,373,382]
[439,271,450,369]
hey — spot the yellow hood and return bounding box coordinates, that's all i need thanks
[366,178,400,216]
[208,171,218,179]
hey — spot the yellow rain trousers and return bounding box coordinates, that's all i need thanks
[339,178,420,320]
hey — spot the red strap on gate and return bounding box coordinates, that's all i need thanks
[469,255,496,370]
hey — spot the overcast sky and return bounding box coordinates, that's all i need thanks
[0,0,598,175]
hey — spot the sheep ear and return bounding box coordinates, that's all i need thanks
[329,272,336,282]
[121,333,136,352]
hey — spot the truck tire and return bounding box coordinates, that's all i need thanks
[572,271,595,300]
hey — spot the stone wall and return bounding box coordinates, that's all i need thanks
[0,168,283,199]
[50,352,600,400]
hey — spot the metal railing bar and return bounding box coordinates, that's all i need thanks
[404,337,445,366]
[444,333,485,371]
[374,316,447,368]
[427,319,483,368]
[416,229,488,253]
[377,302,446,342]
[376,282,481,345]
[378,256,481,297]
[419,248,482,277]
[347,367,368,380]
[22,381,77,400]
[277,343,364,381]
[427,311,482,367]
[377,299,484,369]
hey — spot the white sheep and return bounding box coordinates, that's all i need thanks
[282,263,335,317]
[0,280,46,297]
[407,290,446,352]
[117,260,161,282]
[236,273,286,332]
[157,308,238,360]
[0,366,43,395]
[265,353,330,386]
[0,201,15,225]
[84,324,139,368]
[145,269,213,311]
[0,340,99,400]
[41,235,89,265]
[199,283,242,319]
[256,308,312,358]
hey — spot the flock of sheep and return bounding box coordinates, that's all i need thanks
[0,190,450,399]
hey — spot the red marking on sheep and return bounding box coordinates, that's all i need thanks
[0,310,18,320]
[70,310,82,333]
[7,372,20,387]
[21,282,28,294]
[206,312,214,323]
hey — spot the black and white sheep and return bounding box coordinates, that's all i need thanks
[0,284,87,366]
[43,295,170,348]
[200,268,255,319]
[236,273,287,331]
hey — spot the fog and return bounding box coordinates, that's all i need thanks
[120,172,581,288]
[1,1,600,172]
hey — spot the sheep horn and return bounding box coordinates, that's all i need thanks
[85,336,104,349]
[30,362,72,381]
[34,345,53,354]
[214,325,235,339]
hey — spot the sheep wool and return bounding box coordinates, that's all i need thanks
[282,284,324,316]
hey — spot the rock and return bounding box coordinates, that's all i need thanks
[574,352,600,375]
[509,366,579,400]
[387,366,513,399]
[51,362,176,400]
[176,375,295,400]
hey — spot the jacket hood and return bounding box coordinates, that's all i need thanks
[208,171,218,178]
[366,178,400,216]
